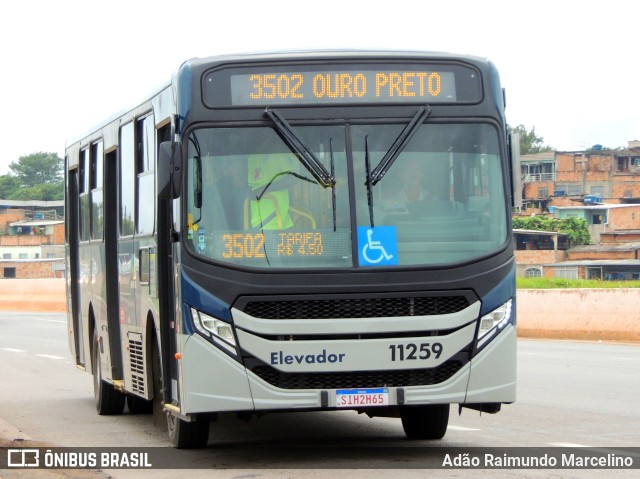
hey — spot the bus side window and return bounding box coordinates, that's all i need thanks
[136,115,155,235]
[90,141,104,240]
[79,148,90,242]
[120,122,135,237]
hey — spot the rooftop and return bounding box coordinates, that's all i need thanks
[9,220,64,227]
[569,242,640,253]
[546,259,640,267]
[554,204,640,211]
[513,229,567,237]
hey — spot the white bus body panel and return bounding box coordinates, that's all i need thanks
[465,324,517,403]
[180,334,254,413]
[178,300,516,414]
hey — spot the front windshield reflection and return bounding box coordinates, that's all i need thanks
[185,123,508,269]
[186,127,352,268]
[353,123,507,265]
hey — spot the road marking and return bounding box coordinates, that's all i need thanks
[36,354,65,360]
[1,348,26,353]
[548,442,590,447]
[607,356,637,361]
[449,425,481,431]
[33,319,66,324]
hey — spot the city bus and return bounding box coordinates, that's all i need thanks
[65,50,519,448]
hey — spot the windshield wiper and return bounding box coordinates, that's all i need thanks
[364,135,375,228]
[329,138,337,232]
[368,105,431,186]
[264,108,335,188]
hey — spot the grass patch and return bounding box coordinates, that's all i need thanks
[517,277,640,289]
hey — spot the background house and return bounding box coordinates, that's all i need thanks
[0,200,65,278]
[513,229,568,278]
[516,141,640,280]
[553,204,640,244]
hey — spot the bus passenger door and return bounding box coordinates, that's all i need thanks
[66,165,85,366]
[104,148,123,381]
[118,122,139,386]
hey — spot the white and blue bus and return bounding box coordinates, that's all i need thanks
[65,50,519,448]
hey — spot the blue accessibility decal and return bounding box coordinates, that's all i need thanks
[357,226,398,266]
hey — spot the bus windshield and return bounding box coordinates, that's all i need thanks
[185,122,507,269]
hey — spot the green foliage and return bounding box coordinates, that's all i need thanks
[0,152,63,200]
[508,124,554,155]
[512,216,591,246]
[0,175,20,199]
[9,152,63,187]
[517,277,640,289]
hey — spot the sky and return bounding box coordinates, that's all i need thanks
[1,0,638,175]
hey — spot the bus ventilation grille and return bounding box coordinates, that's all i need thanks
[128,338,145,396]
[242,296,470,319]
[250,360,464,390]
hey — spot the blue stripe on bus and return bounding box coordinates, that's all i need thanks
[479,265,516,316]
[181,271,232,327]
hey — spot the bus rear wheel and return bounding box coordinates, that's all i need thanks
[167,414,210,449]
[400,404,449,440]
[92,329,125,415]
[127,394,153,414]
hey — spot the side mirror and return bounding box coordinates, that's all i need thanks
[158,141,182,199]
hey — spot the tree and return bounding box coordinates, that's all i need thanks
[9,152,63,188]
[9,183,63,201]
[0,152,63,200]
[0,174,20,199]
[508,125,554,155]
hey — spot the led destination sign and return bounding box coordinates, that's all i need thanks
[231,70,455,105]
[203,63,481,107]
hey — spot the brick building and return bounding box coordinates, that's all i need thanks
[0,200,65,279]
[520,141,640,214]
[513,229,568,278]
[516,141,640,279]
[553,204,640,244]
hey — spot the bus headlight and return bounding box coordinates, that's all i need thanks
[477,299,512,349]
[190,308,238,356]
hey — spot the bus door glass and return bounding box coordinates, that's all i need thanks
[118,122,137,325]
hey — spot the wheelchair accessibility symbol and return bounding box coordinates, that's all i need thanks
[357,226,398,266]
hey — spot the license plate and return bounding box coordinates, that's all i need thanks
[335,388,389,407]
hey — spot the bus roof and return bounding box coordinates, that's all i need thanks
[65,49,494,153]
[181,49,491,69]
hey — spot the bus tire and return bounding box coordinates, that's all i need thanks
[92,328,125,415]
[150,340,166,428]
[127,394,153,414]
[167,414,210,449]
[400,404,449,440]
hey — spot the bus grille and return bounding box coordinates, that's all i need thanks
[242,296,470,319]
[128,336,145,396]
[249,360,464,390]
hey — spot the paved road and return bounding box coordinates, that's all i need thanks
[0,311,638,478]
